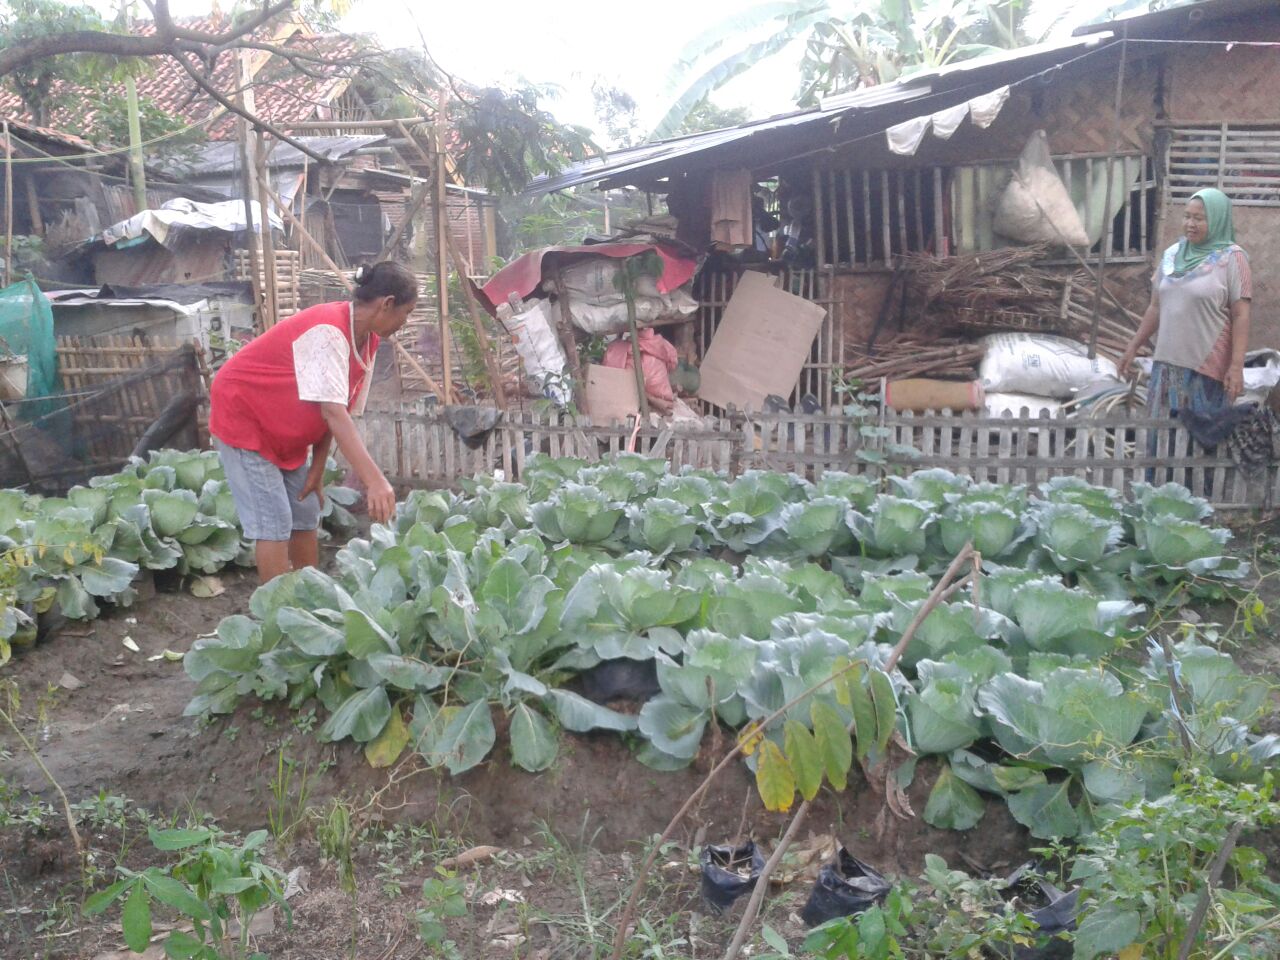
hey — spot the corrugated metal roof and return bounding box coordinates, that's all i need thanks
[1072,0,1273,37]
[175,135,387,177]
[527,32,1115,195]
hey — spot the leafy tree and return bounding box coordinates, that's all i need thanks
[592,81,642,148]
[0,0,115,124]
[652,0,1174,137]
[676,98,752,136]
[81,91,205,166]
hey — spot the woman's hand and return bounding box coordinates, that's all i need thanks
[365,474,397,525]
[299,462,326,508]
[1224,364,1245,402]
[1117,349,1137,381]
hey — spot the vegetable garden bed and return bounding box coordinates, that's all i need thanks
[3,450,1278,960]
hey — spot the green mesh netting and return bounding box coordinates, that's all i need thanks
[0,275,60,419]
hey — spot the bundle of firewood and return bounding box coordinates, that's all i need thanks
[844,335,986,382]
[898,247,1142,354]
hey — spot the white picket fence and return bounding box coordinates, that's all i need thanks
[357,400,1276,509]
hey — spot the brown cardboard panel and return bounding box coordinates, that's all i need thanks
[697,271,827,411]
[586,363,640,424]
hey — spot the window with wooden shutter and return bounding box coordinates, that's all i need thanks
[1165,125,1280,208]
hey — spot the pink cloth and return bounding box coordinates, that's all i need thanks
[479,243,697,315]
[603,328,679,404]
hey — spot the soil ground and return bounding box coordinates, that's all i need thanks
[2,518,1278,960]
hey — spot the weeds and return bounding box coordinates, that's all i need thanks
[266,747,313,843]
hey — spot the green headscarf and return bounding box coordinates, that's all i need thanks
[1173,187,1235,274]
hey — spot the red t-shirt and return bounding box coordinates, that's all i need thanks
[210,302,379,470]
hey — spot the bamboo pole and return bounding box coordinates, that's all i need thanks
[277,118,430,131]
[433,107,452,402]
[256,131,279,327]
[624,280,650,418]
[1090,30,1128,359]
[299,153,308,247]
[552,270,587,414]
[264,182,449,403]
[3,121,11,288]
[395,119,505,408]
[23,175,42,235]
[235,52,265,331]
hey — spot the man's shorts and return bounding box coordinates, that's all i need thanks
[214,440,321,542]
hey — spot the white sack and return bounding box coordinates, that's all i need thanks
[545,259,698,336]
[980,332,1119,399]
[993,130,1089,247]
[1240,348,1280,406]
[983,392,1062,418]
[499,299,570,404]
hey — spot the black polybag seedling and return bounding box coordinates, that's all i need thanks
[699,842,766,915]
[1003,862,1079,960]
[800,848,892,927]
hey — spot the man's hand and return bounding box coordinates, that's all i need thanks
[365,474,397,525]
[299,463,326,508]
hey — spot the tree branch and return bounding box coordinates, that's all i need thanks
[0,31,169,77]
[165,0,297,44]
[0,0,297,79]
[172,51,330,164]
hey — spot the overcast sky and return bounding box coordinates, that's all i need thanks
[134,0,806,141]
[341,0,805,137]
[118,0,1116,142]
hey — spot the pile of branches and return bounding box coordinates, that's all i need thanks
[899,246,1141,354]
[844,335,986,383]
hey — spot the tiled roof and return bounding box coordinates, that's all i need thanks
[4,119,96,153]
[0,16,361,139]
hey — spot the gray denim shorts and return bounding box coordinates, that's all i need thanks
[214,440,322,542]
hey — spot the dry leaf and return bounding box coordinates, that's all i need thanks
[441,845,501,869]
[190,576,225,598]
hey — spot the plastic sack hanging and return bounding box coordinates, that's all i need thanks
[979,332,1119,399]
[800,848,891,927]
[993,131,1089,248]
[497,299,570,404]
[699,841,765,915]
[546,258,697,337]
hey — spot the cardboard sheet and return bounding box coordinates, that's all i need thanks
[586,363,640,424]
[696,271,827,411]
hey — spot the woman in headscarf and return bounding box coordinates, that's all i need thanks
[1118,187,1252,416]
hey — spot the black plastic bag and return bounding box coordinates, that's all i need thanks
[800,848,891,927]
[1004,862,1079,959]
[700,842,765,915]
[580,659,660,704]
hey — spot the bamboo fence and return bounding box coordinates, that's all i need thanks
[357,401,1275,509]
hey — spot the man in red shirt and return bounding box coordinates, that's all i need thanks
[210,261,418,581]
